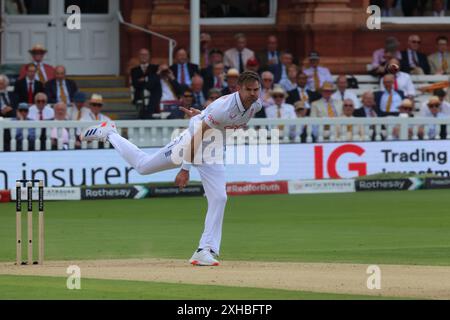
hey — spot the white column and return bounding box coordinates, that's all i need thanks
[190,0,200,65]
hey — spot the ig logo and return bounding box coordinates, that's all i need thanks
[66,265,81,290]
[66,5,81,30]
[366,265,381,290]
[366,5,381,30]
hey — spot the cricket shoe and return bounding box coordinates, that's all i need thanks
[81,121,117,142]
[189,248,220,266]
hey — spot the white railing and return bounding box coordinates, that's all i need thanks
[1,117,450,152]
[117,11,177,66]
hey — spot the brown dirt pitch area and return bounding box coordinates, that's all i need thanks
[1,259,450,299]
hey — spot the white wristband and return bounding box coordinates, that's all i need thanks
[181,161,192,171]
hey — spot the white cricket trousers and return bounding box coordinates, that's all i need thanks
[108,132,227,255]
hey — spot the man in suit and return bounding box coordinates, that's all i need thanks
[286,71,321,109]
[0,74,18,118]
[170,48,199,88]
[145,64,183,119]
[256,35,280,72]
[203,62,227,94]
[353,91,382,141]
[224,33,255,73]
[374,74,405,116]
[428,35,450,75]
[200,48,224,80]
[45,65,78,104]
[269,52,293,84]
[310,82,343,118]
[191,75,207,110]
[354,91,381,118]
[400,34,430,75]
[130,48,159,105]
[19,44,55,83]
[14,63,44,104]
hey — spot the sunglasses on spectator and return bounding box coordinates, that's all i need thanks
[272,95,284,98]
[429,104,440,108]
[263,79,273,82]
[343,104,354,107]
[19,109,29,112]
[411,40,421,44]
[36,100,46,103]
[184,94,193,98]
[296,108,305,111]
[91,103,102,107]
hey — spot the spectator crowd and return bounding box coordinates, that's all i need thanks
[1,32,450,150]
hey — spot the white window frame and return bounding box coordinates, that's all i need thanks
[200,0,277,25]
[382,17,450,25]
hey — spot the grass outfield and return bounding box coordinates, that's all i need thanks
[0,275,394,300]
[0,190,449,265]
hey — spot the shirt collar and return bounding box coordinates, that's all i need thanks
[235,92,246,113]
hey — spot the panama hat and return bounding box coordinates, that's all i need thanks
[400,99,413,109]
[29,44,47,54]
[89,94,104,105]
[427,96,441,106]
[321,81,336,91]
[226,68,240,77]
[269,85,288,98]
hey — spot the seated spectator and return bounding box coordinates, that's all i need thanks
[371,37,402,76]
[418,96,449,139]
[420,89,450,116]
[222,68,240,95]
[380,58,415,98]
[130,48,159,108]
[204,88,222,108]
[286,71,321,109]
[432,0,446,16]
[0,74,18,118]
[191,75,206,109]
[145,64,183,118]
[83,94,111,121]
[293,101,309,142]
[28,92,54,120]
[428,35,450,75]
[200,48,224,80]
[259,71,274,110]
[203,61,227,94]
[168,88,194,119]
[374,74,405,115]
[45,65,78,104]
[303,51,333,92]
[170,48,199,87]
[354,91,381,117]
[269,52,293,84]
[224,33,255,73]
[256,35,280,71]
[67,92,90,120]
[337,99,358,141]
[12,103,36,151]
[51,102,70,150]
[354,91,381,140]
[200,33,212,69]
[400,34,431,75]
[19,44,55,83]
[264,86,297,140]
[279,64,298,92]
[332,75,361,109]
[310,82,342,118]
[245,57,260,73]
[14,63,44,104]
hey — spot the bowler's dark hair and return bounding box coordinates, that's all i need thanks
[238,71,261,86]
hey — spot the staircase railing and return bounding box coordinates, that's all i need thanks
[117,11,177,65]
